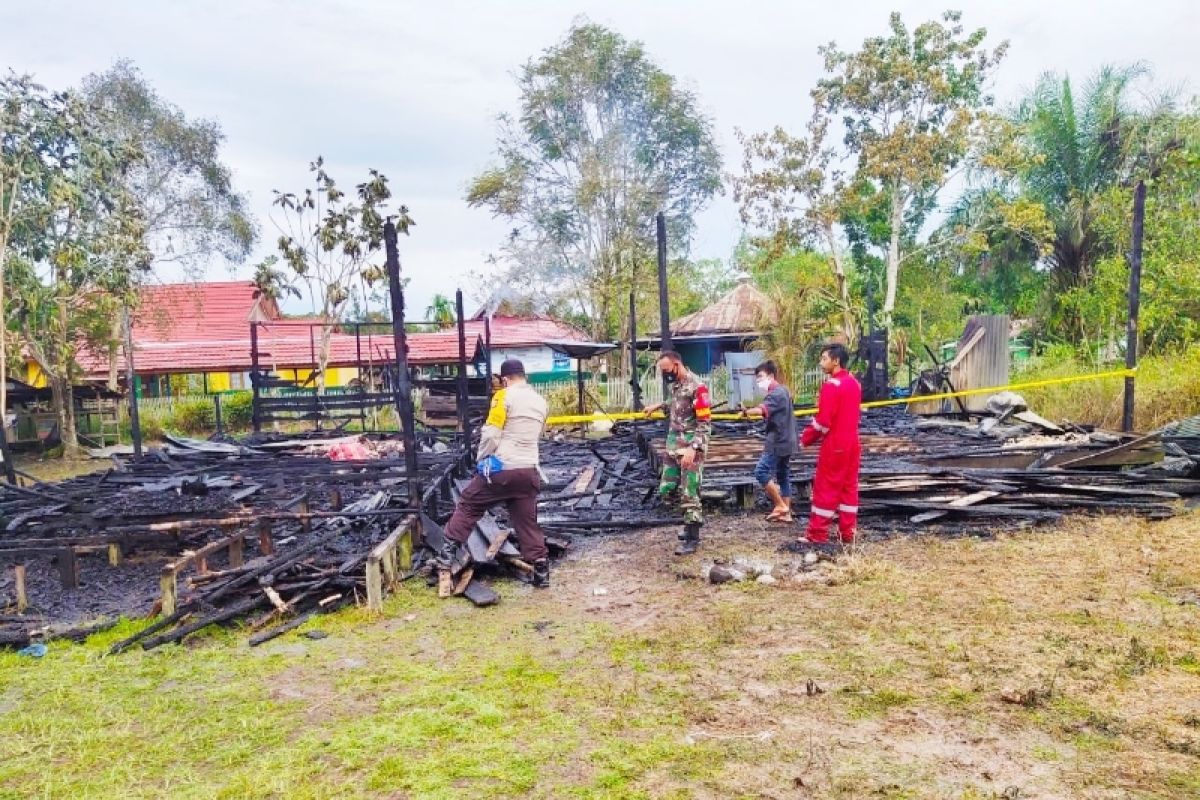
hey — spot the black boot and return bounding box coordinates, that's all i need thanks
[532,559,551,588]
[674,523,701,556]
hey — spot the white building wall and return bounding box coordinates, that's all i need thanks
[488,345,574,375]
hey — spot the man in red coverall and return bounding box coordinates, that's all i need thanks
[798,343,861,557]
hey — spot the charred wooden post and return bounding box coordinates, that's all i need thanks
[250,322,262,434]
[384,219,421,505]
[0,428,15,486]
[455,289,471,449]
[257,518,273,556]
[124,307,143,458]
[576,358,587,415]
[213,393,224,436]
[656,211,671,356]
[355,323,367,430]
[1123,180,1146,433]
[629,290,642,411]
[365,518,415,612]
[484,315,494,398]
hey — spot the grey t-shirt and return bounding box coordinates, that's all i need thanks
[761,383,797,456]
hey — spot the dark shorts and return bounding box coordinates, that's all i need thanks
[754,452,792,496]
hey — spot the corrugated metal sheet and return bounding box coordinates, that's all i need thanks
[952,315,1010,412]
[909,315,1010,414]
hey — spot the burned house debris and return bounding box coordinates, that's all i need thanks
[3,399,1199,650]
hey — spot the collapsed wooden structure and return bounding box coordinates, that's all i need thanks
[0,433,461,649]
[3,405,1199,649]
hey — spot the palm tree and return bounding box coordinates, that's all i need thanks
[1012,64,1173,292]
[425,293,456,329]
[251,255,300,302]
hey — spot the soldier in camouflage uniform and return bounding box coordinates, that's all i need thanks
[642,350,712,555]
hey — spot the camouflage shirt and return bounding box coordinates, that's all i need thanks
[666,370,712,451]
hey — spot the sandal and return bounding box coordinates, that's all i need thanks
[764,510,794,523]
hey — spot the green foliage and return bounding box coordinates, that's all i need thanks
[168,398,215,434]
[272,158,410,386]
[466,21,722,339]
[425,293,456,328]
[2,72,151,455]
[250,255,299,303]
[543,383,582,418]
[812,11,1008,323]
[221,391,254,430]
[1019,343,1200,429]
[959,65,1197,343]
[1064,124,1200,353]
[81,60,255,275]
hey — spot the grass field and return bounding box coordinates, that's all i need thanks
[3,511,1200,799]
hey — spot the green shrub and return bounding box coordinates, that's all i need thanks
[220,392,254,430]
[120,403,167,442]
[1019,344,1200,429]
[170,399,215,435]
[543,384,581,418]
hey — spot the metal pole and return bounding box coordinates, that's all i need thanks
[629,290,642,411]
[124,307,143,457]
[384,219,421,502]
[250,321,261,434]
[455,289,471,450]
[1122,180,1146,433]
[213,393,223,436]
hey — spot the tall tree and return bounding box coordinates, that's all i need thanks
[82,62,257,387]
[82,61,255,275]
[0,73,45,428]
[813,10,1007,325]
[2,75,151,455]
[466,22,722,339]
[272,158,412,389]
[1004,65,1184,334]
[735,114,857,340]
[1062,108,1200,352]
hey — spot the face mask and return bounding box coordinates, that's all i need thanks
[756,378,771,393]
[663,370,677,384]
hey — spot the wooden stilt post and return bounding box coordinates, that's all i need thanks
[384,219,421,507]
[1123,180,1146,433]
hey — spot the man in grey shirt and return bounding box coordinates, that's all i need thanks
[742,360,798,522]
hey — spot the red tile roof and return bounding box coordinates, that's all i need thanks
[75,281,483,377]
[464,315,590,348]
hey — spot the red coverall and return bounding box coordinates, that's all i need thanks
[800,368,862,542]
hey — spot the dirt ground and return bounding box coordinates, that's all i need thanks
[539,511,1200,799]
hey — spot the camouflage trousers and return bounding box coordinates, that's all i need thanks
[658,430,706,525]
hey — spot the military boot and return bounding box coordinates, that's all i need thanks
[674,522,701,556]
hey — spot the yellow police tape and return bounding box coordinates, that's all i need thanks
[542,367,1137,427]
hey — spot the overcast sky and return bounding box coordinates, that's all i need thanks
[2,0,1195,316]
